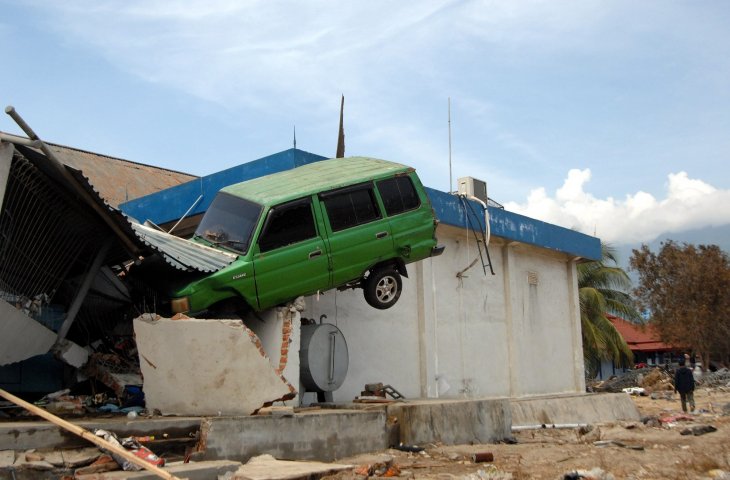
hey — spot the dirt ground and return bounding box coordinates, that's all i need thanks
[335,388,730,480]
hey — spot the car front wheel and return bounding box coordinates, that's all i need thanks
[364,267,402,309]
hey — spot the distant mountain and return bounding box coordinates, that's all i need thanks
[612,224,730,284]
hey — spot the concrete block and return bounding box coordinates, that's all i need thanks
[52,339,89,369]
[510,393,641,426]
[75,459,241,480]
[387,399,512,446]
[133,316,295,416]
[201,410,389,462]
[229,454,353,480]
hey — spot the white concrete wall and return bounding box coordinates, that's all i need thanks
[297,223,586,403]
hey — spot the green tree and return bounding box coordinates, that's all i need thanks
[580,244,639,377]
[630,241,730,369]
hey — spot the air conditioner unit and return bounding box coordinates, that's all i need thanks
[457,176,488,204]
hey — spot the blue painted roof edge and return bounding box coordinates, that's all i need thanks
[120,148,328,224]
[120,149,600,261]
[426,187,601,260]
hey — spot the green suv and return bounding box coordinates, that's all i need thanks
[170,157,444,315]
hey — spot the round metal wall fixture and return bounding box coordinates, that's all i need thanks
[299,323,349,392]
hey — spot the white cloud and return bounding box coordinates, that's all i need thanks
[504,169,730,244]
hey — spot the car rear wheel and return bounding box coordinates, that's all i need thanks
[364,267,402,309]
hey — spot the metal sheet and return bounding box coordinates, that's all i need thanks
[131,222,237,273]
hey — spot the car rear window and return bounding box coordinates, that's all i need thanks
[377,176,421,216]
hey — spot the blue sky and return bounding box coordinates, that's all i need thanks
[2,1,729,245]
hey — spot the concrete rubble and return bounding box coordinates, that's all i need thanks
[224,454,353,480]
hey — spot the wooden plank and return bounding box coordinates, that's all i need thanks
[0,388,182,480]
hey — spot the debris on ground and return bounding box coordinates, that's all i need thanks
[94,429,165,471]
[679,425,717,436]
[698,369,730,388]
[590,367,677,394]
[354,382,406,403]
[593,439,645,450]
[222,454,353,480]
[563,468,615,480]
[622,387,646,395]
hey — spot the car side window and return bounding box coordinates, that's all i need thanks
[322,184,381,232]
[377,176,421,216]
[258,199,317,252]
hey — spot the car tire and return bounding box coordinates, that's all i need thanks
[364,267,402,309]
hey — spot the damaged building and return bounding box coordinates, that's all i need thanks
[1,114,600,415]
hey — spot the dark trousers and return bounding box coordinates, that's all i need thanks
[679,391,695,412]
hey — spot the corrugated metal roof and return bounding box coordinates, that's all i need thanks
[223,156,412,205]
[131,222,238,273]
[69,162,236,273]
[13,143,235,274]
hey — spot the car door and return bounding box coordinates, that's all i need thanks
[319,183,394,286]
[376,173,435,261]
[252,197,330,310]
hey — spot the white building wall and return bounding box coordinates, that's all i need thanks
[275,223,584,404]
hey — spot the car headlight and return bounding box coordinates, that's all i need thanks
[171,296,190,313]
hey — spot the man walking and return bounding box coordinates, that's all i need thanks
[674,358,696,413]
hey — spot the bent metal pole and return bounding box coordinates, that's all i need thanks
[0,388,181,480]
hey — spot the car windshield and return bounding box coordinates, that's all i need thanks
[194,192,262,254]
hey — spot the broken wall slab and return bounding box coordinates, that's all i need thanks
[200,410,388,462]
[133,315,295,416]
[0,300,57,366]
[510,392,641,426]
[386,398,512,446]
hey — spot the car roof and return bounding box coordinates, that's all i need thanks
[221,156,414,206]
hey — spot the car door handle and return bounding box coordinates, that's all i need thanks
[376,231,389,239]
[309,249,322,259]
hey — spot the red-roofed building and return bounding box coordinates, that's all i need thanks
[598,315,683,379]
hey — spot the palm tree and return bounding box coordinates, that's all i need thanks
[579,243,641,377]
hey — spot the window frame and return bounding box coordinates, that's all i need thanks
[257,197,319,253]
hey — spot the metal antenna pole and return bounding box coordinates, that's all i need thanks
[448,98,453,194]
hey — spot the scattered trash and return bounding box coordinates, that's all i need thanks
[622,387,646,396]
[471,452,494,463]
[393,443,425,453]
[679,425,717,436]
[354,457,399,477]
[593,440,644,450]
[356,382,405,402]
[563,467,615,479]
[659,413,694,424]
[94,429,165,471]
